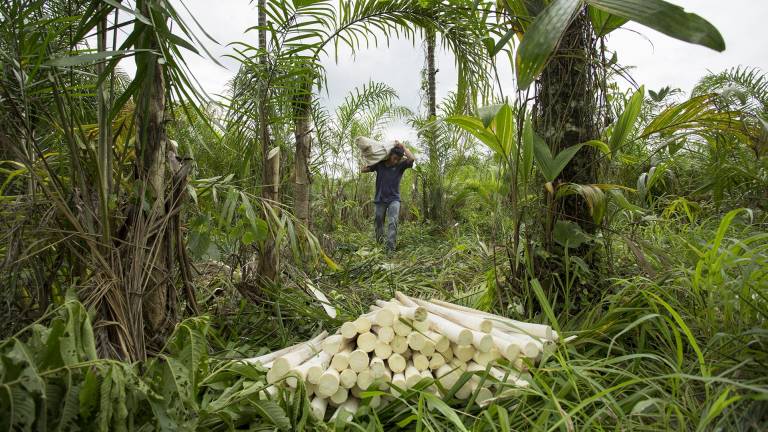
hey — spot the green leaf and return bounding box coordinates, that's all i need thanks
[47,50,136,67]
[586,0,725,51]
[478,103,506,128]
[533,135,589,183]
[608,86,644,156]
[491,27,517,56]
[515,0,582,90]
[250,400,291,431]
[522,117,535,185]
[553,219,591,249]
[423,392,469,432]
[588,6,628,36]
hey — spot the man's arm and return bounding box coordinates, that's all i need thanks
[361,164,374,173]
[396,141,415,167]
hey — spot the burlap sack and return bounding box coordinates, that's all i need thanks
[355,136,396,167]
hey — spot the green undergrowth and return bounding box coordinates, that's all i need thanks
[2,211,767,430]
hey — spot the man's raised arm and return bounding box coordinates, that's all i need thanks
[361,164,373,173]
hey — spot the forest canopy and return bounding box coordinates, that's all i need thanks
[0,0,766,430]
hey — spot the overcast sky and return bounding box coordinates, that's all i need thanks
[155,0,768,142]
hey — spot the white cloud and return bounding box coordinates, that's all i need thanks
[139,0,766,138]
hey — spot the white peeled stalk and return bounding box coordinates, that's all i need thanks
[440,346,454,362]
[330,398,358,422]
[412,319,430,332]
[306,352,332,384]
[393,319,411,337]
[431,299,556,341]
[475,386,493,405]
[492,329,540,358]
[424,313,473,346]
[374,341,392,359]
[368,394,383,409]
[374,307,395,327]
[492,334,522,361]
[330,387,349,406]
[407,331,426,351]
[429,353,446,370]
[391,335,408,353]
[420,369,437,394]
[288,351,330,386]
[322,335,353,355]
[330,346,352,372]
[357,331,377,352]
[373,325,395,343]
[388,353,406,373]
[348,349,370,372]
[420,338,436,356]
[376,300,428,321]
[339,369,357,389]
[370,357,387,379]
[473,347,501,366]
[354,316,372,334]
[391,372,406,395]
[270,336,323,384]
[307,383,316,397]
[310,396,328,419]
[404,362,421,387]
[245,331,327,366]
[410,297,493,333]
[453,344,475,362]
[470,330,494,352]
[466,361,518,384]
[340,321,358,339]
[412,353,429,371]
[435,364,458,389]
[425,330,449,353]
[357,369,374,389]
[317,368,340,397]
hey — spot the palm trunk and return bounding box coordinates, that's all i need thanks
[533,8,599,249]
[293,84,312,226]
[425,29,442,223]
[257,0,279,284]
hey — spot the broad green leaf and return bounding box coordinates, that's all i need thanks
[515,0,582,90]
[491,27,517,56]
[556,183,607,224]
[423,392,469,432]
[588,6,628,36]
[553,219,591,249]
[522,117,535,185]
[586,0,725,51]
[478,103,506,128]
[47,50,136,67]
[530,278,561,332]
[533,136,589,183]
[609,86,644,156]
[251,400,291,431]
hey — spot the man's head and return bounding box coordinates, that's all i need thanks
[387,145,404,164]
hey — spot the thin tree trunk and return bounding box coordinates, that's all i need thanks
[533,8,599,249]
[293,84,312,226]
[257,0,279,285]
[425,29,442,223]
[135,3,170,338]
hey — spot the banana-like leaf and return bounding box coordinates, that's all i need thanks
[585,0,725,52]
[515,0,582,90]
[588,6,628,36]
[556,183,607,224]
[608,86,644,156]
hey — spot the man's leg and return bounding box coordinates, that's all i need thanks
[374,202,386,244]
[385,201,400,251]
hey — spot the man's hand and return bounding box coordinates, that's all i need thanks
[395,141,415,162]
[361,165,373,173]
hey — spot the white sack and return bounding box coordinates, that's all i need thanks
[356,136,396,167]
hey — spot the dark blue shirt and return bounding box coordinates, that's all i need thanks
[371,159,414,203]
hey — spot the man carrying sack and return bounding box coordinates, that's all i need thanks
[360,141,415,252]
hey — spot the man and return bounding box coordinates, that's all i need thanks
[361,142,415,251]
